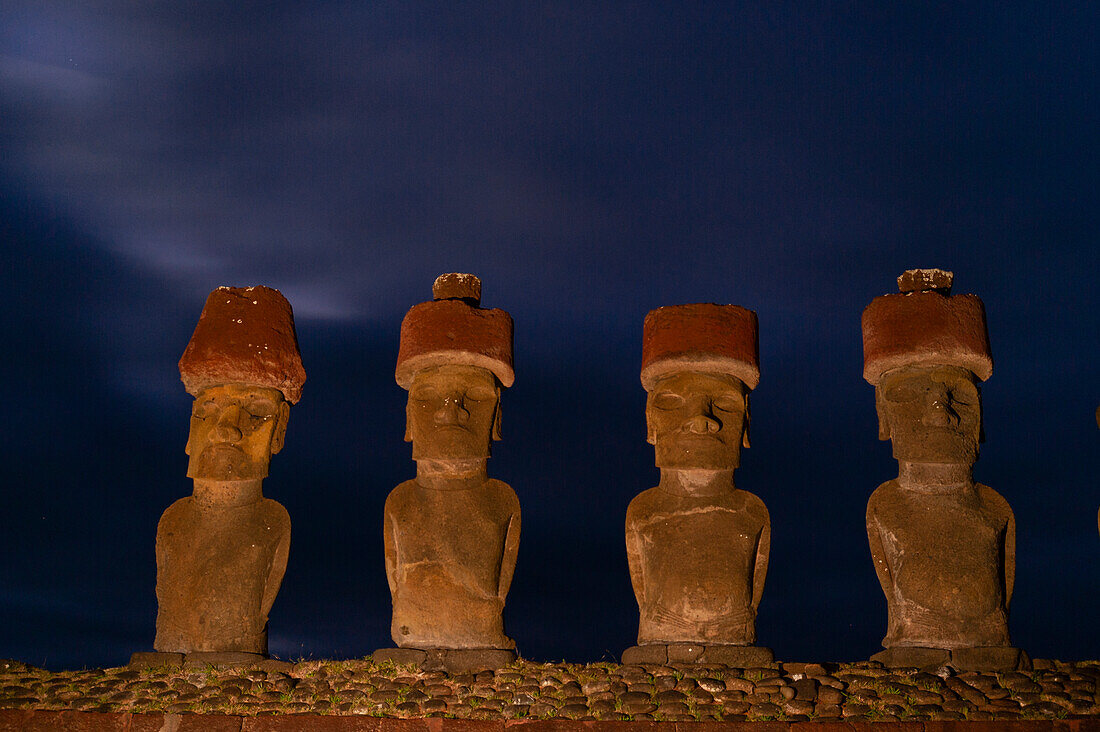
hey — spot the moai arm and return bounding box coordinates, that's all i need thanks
[624,504,646,607]
[1004,509,1016,607]
[866,493,894,597]
[260,508,291,618]
[751,509,771,611]
[383,500,398,597]
[498,505,521,600]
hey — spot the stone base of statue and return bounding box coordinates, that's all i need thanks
[372,647,516,673]
[129,651,292,672]
[622,643,774,667]
[871,645,1029,672]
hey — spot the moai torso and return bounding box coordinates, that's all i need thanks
[155,493,290,653]
[627,483,769,644]
[867,480,1013,648]
[385,478,520,649]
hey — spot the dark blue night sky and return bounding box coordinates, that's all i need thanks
[1,2,1097,670]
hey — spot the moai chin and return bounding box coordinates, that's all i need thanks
[622,303,773,667]
[862,269,1027,672]
[151,286,304,661]
[374,273,520,673]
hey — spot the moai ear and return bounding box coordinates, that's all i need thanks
[977,384,986,444]
[491,398,503,441]
[404,398,413,443]
[270,400,291,455]
[184,400,197,456]
[875,387,891,441]
[741,393,751,449]
[645,400,657,445]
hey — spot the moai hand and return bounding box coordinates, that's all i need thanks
[151,287,304,662]
[862,269,1026,672]
[622,304,773,667]
[374,274,520,673]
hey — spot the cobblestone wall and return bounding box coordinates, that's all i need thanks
[1,658,1099,725]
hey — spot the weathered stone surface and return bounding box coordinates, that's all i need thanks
[863,272,1022,670]
[135,714,243,731]
[704,645,775,666]
[129,651,184,669]
[432,273,482,303]
[372,648,429,666]
[383,276,520,659]
[897,268,954,294]
[179,286,306,404]
[441,649,516,673]
[640,303,759,390]
[183,651,267,669]
[396,275,514,388]
[862,275,991,384]
[1,659,1097,722]
[243,716,379,731]
[870,646,951,670]
[626,304,770,660]
[153,287,302,656]
[951,645,1030,672]
[155,481,291,654]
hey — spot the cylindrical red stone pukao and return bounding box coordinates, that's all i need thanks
[862,275,992,385]
[641,303,759,391]
[396,274,514,389]
[179,286,306,403]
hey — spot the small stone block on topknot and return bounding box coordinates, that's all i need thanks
[897,268,953,294]
[433,273,482,304]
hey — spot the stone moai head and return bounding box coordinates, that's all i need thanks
[396,274,514,462]
[641,304,759,471]
[862,269,992,465]
[178,286,306,481]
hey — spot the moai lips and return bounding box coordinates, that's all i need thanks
[623,303,773,667]
[152,286,303,658]
[376,274,521,673]
[862,270,1026,672]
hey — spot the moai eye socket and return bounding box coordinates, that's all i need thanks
[712,392,745,413]
[193,399,218,420]
[884,378,922,403]
[410,385,440,403]
[246,395,278,418]
[465,385,496,402]
[651,391,685,410]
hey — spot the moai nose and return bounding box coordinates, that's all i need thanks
[685,413,721,434]
[434,396,470,426]
[212,405,244,442]
[923,392,958,427]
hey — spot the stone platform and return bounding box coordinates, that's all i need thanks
[0,657,1098,724]
[622,645,774,667]
[1,711,1099,730]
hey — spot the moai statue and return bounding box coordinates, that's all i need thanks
[146,286,304,664]
[622,304,773,667]
[373,274,520,673]
[863,269,1027,672]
